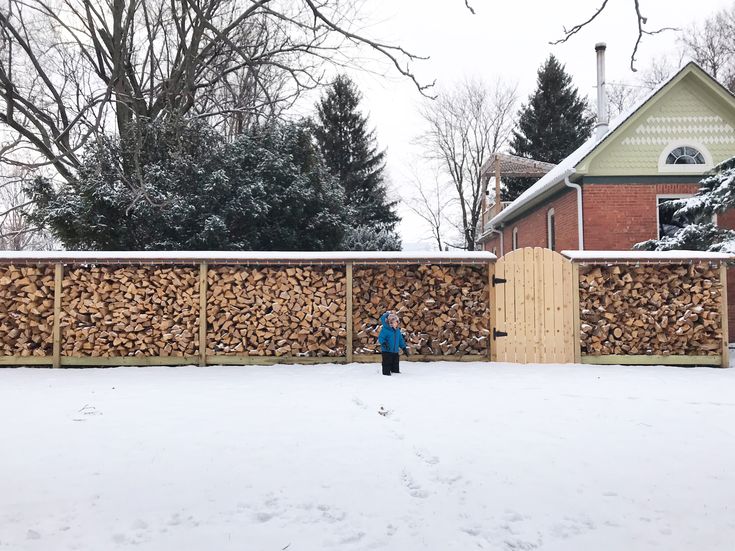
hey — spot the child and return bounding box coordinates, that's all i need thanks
[378,311,409,376]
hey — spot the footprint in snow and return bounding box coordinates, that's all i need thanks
[401,471,429,499]
[352,397,368,409]
[414,447,439,465]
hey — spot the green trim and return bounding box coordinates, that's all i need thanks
[581,354,720,366]
[581,176,704,184]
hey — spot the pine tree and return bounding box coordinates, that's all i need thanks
[27,119,348,251]
[504,55,595,201]
[636,156,735,253]
[314,75,401,249]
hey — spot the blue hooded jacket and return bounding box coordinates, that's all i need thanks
[378,312,407,354]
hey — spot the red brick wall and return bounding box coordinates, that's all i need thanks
[482,188,579,255]
[582,183,702,249]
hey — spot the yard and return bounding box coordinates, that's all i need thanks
[1,361,734,550]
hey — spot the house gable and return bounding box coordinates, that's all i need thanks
[577,65,735,177]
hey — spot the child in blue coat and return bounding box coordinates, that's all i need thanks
[378,311,409,376]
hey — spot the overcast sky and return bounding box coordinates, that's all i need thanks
[317,0,734,250]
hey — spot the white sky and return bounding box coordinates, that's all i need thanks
[319,0,734,250]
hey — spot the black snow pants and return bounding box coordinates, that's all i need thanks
[381,352,400,376]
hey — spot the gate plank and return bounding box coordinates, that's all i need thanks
[543,249,557,363]
[534,247,545,363]
[552,252,565,364]
[494,259,505,362]
[510,250,522,364]
[523,248,535,364]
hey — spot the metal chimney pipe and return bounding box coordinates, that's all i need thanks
[595,42,609,139]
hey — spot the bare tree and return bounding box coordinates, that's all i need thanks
[680,5,735,91]
[418,78,517,250]
[0,167,55,249]
[0,0,462,191]
[405,167,455,251]
[606,55,679,119]
[551,0,677,71]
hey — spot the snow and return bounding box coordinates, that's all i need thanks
[562,250,733,261]
[0,251,496,263]
[2,361,735,550]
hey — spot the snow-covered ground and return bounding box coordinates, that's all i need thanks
[2,362,734,550]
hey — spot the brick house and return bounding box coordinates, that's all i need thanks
[476,62,735,339]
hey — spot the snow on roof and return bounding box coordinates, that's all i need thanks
[487,63,697,229]
[562,250,733,262]
[0,250,497,265]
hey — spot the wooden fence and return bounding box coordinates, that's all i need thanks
[562,251,731,368]
[1,249,731,368]
[0,252,493,367]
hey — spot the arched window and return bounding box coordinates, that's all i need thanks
[666,146,705,165]
[547,209,556,250]
[512,227,519,250]
[658,142,712,172]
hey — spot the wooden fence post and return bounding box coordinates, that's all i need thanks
[199,262,208,367]
[488,261,496,361]
[571,262,582,364]
[720,263,730,368]
[346,262,353,363]
[52,262,63,368]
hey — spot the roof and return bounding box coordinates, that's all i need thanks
[0,250,497,266]
[481,153,556,178]
[482,62,733,235]
[562,250,733,262]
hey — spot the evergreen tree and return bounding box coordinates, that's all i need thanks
[636,157,735,253]
[27,119,347,251]
[504,55,595,201]
[314,75,401,249]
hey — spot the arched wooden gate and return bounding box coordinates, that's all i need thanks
[493,247,575,364]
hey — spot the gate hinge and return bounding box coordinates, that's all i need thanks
[492,275,507,286]
[493,328,508,340]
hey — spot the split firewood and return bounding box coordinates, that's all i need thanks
[353,264,489,355]
[61,266,200,357]
[579,263,723,356]
[207,266,346,357]
[0,265,55,357]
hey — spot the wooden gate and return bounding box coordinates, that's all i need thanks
[493,247,575,364]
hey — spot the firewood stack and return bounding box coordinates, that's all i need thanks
[61,266,200,357]
[352,265,489,355]
[207,266,346,356]
[579,263,723,356]
[0,265,55,357]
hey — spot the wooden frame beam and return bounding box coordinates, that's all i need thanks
[581,355,721,366]
[199,262,208,367]
[52,263,63,368]
[720,264,730,368]
[346,262,353,363]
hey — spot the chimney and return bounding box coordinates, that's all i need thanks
[594,42,608,139]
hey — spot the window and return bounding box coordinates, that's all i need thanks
[666,146,705,165]
[659,142,712,173]
[512,227,519,250]
[657,194,717,238]
[657,195,694,238]
[547,209,556,250]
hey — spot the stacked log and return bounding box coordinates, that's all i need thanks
[0,265,54,356]
[352,264,489,355]
[579,263,723,356]
[207,266,346,356]
[61,266,199,357]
